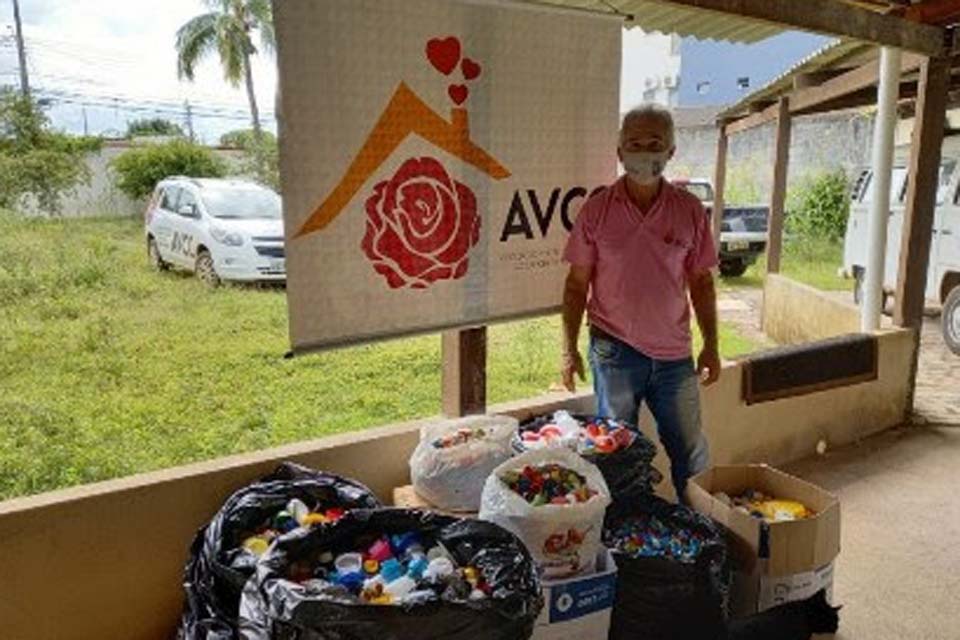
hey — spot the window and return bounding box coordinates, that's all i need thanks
[201,186,282,220]
[178,189,198,216]
[936,160,956,204]
[859,167,907,204]
[677,182,714,202]
[160,187,180,211]
[851,169,870,201]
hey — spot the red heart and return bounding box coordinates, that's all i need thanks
[448,84,469,105]
[462,57,481,81]
[426,37,461,76]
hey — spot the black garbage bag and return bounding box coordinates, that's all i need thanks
[238,508,543,640]
[179,462,382,639]
[725,589,840,640]
[515,412,662,500]
[603,495,729,640]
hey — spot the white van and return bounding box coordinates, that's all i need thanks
[843,138,960,354]
[145,177,285,286]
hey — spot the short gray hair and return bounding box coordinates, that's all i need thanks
[620,104,675,146]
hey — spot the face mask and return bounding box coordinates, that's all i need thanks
[621,151,670,186]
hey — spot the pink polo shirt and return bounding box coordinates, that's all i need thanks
[563,177,718,360]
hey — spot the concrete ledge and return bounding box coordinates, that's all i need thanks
[762,273,860,344]
[0,390,592,640]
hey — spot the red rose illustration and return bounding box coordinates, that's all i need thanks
[361,157,481,289]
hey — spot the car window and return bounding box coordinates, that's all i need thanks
[851,170,870,202]
[676,182,714,202]
[178,189,199,216]
[160,186,181,211]
[201,186,282,220]
[859,167,907,204]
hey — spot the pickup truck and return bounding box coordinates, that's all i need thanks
[673,178,770,278]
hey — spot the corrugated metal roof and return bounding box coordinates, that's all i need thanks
[527,0,786,43]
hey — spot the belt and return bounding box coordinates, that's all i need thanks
[589,324,621,344]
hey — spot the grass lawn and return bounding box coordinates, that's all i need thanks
[0,213,758,499]
[722,238,851,293]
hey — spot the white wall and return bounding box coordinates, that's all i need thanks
[621,28,681,112]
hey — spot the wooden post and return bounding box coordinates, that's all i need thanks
[712,124,728,246]
[895,57,950,330]
[441,327,487,417]
[767,97,791,274]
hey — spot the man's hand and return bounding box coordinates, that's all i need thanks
[697,346,721,386]
[561,351,586,391]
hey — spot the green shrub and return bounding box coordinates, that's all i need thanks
[110,139,228,199]
[0,89,100,215]
[126,118,184,138]
[786,170,850,242]
[239,135,279,191]
[220,128,276,149]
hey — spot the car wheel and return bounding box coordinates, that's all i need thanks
[719,259,748,278]
[943,286,960,356]
[147,237,169,271]
[195,250,221,288]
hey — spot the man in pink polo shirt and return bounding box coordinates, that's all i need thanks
[561,104,720,501]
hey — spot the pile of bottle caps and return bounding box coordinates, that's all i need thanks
[430,427,488,449]
[716,489,813,523]
[239,498,346,558]
[501,463,598,506]
[607,513,711,563]
[284,532,489,606]
[519,412,637,455]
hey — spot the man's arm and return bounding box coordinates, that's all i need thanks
[561,264,592,391]
[689,269,721,385]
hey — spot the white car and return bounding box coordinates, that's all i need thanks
[843,137,960,354]
[145,177,285,285]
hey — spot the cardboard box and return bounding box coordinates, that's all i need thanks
[531,549,618,640]
[687,464,840,616]
[391,484,477,518]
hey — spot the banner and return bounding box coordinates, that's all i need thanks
[275,0,621,352]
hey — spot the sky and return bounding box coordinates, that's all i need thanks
[0,1,825,144]
[0,0,279,143]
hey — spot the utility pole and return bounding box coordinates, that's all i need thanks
[82,106,89,136]
[12,0,30,96]
[184,100,195,142]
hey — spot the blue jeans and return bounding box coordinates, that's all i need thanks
[589,329,710,502]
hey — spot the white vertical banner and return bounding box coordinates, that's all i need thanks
[275,0,621,352]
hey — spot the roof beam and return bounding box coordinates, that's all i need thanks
[726,102,779,135]
[648,0,946,56]
[789,51,925,113]
[724,52,926,133]
[900,0,960,26]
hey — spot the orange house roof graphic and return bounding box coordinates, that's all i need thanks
[295,82,511,238]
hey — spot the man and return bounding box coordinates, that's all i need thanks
[561,104,720,501]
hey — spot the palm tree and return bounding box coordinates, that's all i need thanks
[176,0,274,138]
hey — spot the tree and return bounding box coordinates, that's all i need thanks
[176,0,274,139]
[111,139,228,200]
[126,118,184,138]
[219,128,275,149]
[0,89,101,214]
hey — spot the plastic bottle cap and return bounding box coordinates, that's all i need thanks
[384,575,416,599]
[334,552,363,575]
[286,498,310,524]
[424,557,455,581]
[380,558,403,583]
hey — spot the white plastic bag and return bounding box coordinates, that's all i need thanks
[479,447,611,578]
[409,414,518,512]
